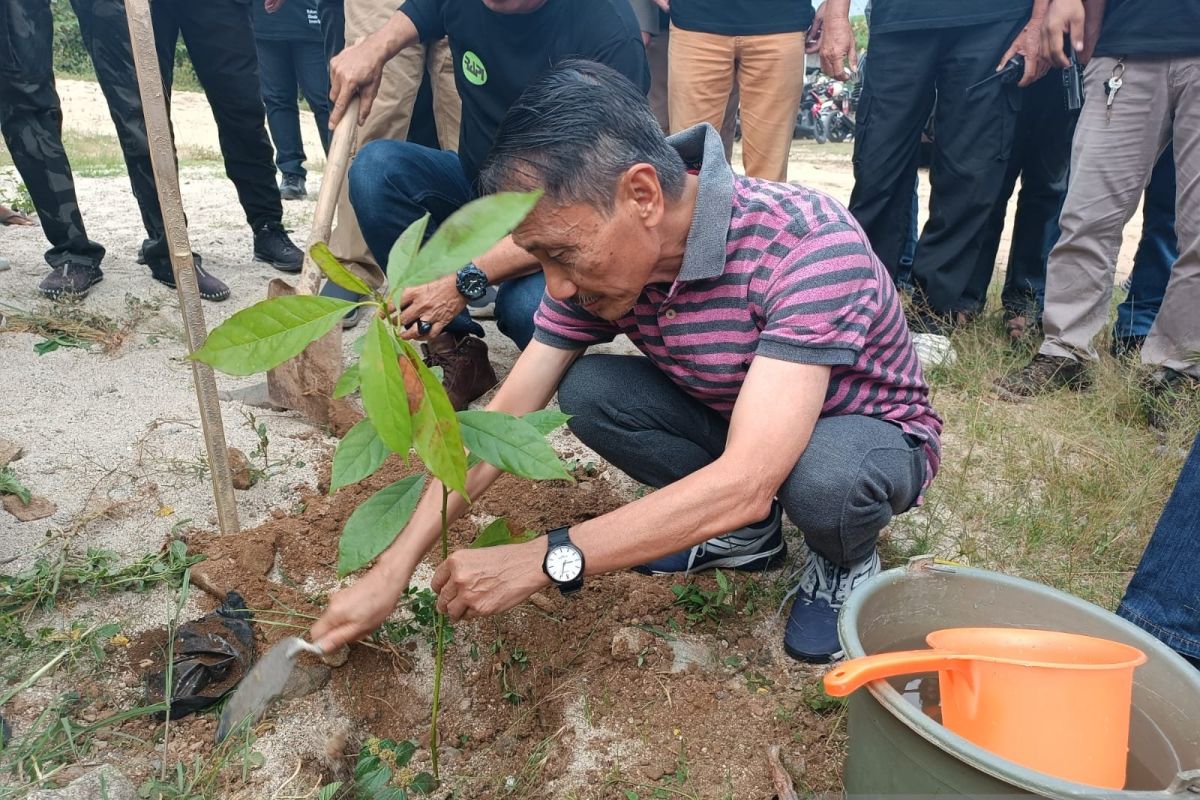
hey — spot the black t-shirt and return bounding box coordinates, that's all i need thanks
[401,0,649,183]
[252,0,323,42]
[669,0,814,35]
[869,0,1029,35]
[1094,0,1200,58]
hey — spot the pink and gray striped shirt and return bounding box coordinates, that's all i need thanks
[534,124,942,489]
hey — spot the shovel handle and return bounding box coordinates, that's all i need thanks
[824,650,964,697]
[295,95,361,296]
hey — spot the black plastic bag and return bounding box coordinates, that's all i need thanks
[144,591,256,718]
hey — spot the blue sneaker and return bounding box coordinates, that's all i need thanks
[634,502,786,575]
[783,548,880,663]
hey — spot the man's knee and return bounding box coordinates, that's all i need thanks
[348,140,396,223]
[557,356,611,421]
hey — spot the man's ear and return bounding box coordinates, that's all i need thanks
[622,164,666,227]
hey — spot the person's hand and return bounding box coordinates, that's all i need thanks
[431,540,548,621]
[651,0,669,12]
[1041,0,1086,68]
[819,13,857,80]
[263,0,284,12]
[395,275,468,340]
[329,37,387,126]
[806,2,825,54]
[310,567,406,652]
[999,14,1050,86]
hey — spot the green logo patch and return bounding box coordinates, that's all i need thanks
[462,50,488,86]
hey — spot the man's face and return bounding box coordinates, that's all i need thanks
[481,0,550,13]
[514,191,662,322]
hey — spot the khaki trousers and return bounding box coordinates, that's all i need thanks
[1040,55,1200,378]
[646,28,737,161]
[328,0,461,280]
[667,24,805,182]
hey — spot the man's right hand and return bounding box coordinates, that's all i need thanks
[329,37,387,127]
[819,13,858,80]
[1041,0,1087,68]
[310,566,407,652]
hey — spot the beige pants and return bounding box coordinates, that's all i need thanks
[328,0,461,281]
[1040,55,1200,378]
[646,28,738,161]
[667,24,805,182]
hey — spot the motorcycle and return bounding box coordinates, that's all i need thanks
[819,81,856,143]
[793,78,828,143]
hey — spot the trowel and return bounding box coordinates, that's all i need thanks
[215,637,324,743]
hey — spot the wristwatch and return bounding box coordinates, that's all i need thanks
[455,262,489,301]
[542,527,585,595]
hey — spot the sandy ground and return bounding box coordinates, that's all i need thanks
[0,78,1152,796]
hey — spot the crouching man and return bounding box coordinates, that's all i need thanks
[311,61,942,664]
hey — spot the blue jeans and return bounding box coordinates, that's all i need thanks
[1115,144,1178,340]
[255,37,332,179]
[349,140,544,349]
[1117,431,1200,667]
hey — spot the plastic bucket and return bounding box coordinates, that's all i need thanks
[837,557,1200,798]
[826,627,1147,787]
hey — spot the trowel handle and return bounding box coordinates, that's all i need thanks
[295,95,360,297]
[824,650,964,696]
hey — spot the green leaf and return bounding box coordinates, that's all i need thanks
[310,242,373,295]
[401,341,468,498]
[386,214,430,301]
[408,772,437,794]
[360,317,413,455]
[397,191,542,290]
[191,295,355,375]
[332,363,360,399]
[470,517,538,549]
[330,419,390,492]
[521,409,571,436]
[457,410,572,481]
[337,475,426,576]
[390,739,417,767]
[316,782,342,800]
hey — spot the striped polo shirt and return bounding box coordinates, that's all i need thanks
[533,123,942,488]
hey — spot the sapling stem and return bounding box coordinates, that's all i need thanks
[430,483,451,780]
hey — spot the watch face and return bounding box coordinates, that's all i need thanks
[545,545,583,583]
[457,266,490,300]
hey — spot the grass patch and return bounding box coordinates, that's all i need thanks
[0,129,224,179]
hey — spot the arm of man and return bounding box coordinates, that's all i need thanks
[431,356,830,621]
[328,8,422,126]
[818,0,856,80]
[310,340,581,651]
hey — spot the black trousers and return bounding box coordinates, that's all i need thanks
[849,18,1025,316]
[963,69,1078,316]
[316,0,344,63]
[0,0,104,269]
[151,0,282,229]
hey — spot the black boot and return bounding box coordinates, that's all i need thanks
[39,261,103,299]
[149,254,231,302]
[252,221,303,272]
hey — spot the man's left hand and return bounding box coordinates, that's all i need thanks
[264,0,284,12]
[1000,16,1051,87]
[397,274,467,340]
[431,540,549,621]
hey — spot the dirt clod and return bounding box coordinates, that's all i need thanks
[0,437,23,467]
[227,446,255,490]
[2,493,56,521]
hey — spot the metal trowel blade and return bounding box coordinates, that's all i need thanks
[216,636,321,742]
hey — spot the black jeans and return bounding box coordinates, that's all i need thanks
[255,37,332,179]
[151,0,282,229]
[964,69,1078,317]
[850,18,1025,317]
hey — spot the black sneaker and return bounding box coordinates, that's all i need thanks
[319,279,365,329]
[253,221,303,273]
[39,261,103,299]
[280,174,307,201]
[994,354,1092,401]
[149,254,231,302]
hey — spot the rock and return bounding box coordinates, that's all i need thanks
[279,663,331,700]
[0,438,22,467]
[320,645,349,668]
[439,746,462,765]
[29,765,137,800]
[3,494,56,522]
[610,627,653,662]
[669,638,716,674]
[226,447,255,490]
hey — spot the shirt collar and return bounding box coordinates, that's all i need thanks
[666,123,734,282]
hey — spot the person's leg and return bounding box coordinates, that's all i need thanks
[293,39,332,154]
[425,38,461,152]
[493,272,546,350]
[732,30,807,182]
[1141,60,1200,379]
[255,37,305,179]
[666,25,735,137]
[895,171,919,290]
[910,18,1025,321]
[1117,431,1200,667]
[1115,144,1177,350]
[316,0,344,62]
[847,28,938,277]
[646,30,670,133]
[962,144,1022,316]
[0,0,105,290]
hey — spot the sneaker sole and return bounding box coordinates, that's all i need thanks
[637,541,787,576]
[254,254,302,273]
[783,640,843,664]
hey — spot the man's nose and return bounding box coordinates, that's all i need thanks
[544,270,578,302]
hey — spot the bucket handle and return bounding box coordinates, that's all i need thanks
[824,650,967,697]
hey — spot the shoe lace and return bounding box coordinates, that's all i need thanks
[777,552,845,616]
